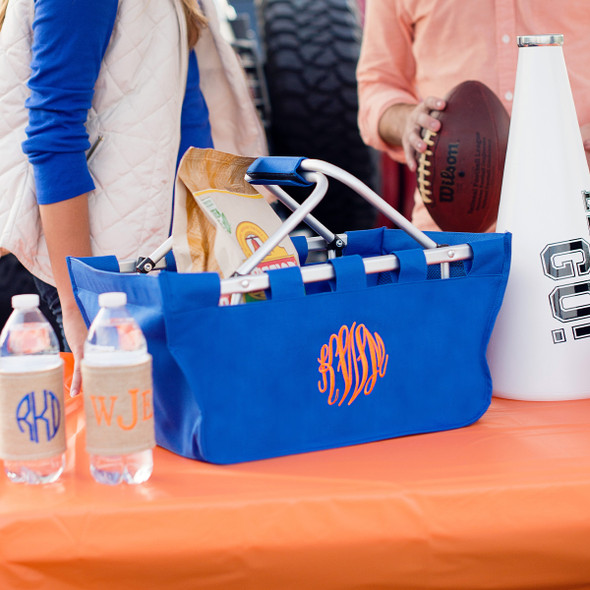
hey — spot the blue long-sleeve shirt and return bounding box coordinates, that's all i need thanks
[22,0,213,205]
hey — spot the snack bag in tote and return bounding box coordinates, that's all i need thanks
[172,148,299,303]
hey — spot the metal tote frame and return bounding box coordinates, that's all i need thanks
[122,159,473,298]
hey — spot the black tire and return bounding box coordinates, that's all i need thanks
[259,0,377,233]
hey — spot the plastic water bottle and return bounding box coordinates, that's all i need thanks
[82,292,154,485]
[0,294,66,484]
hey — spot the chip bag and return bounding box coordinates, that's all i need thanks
[172,148,300,303]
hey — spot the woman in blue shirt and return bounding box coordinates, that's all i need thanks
[0,0,214,396]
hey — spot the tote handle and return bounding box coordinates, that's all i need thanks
[133,157,467,281]
[238,157,442,280]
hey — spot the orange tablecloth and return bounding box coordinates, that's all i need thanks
[2,359,590,589]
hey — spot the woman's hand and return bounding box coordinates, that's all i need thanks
[62,302,88,397]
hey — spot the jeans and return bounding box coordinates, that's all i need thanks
[33,276,71,352]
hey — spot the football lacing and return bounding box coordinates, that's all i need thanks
[417,130,436,204]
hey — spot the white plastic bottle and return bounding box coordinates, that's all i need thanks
[82,292,154,485]
[0,294,66,484]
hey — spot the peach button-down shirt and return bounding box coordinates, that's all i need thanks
[357,0,590,229]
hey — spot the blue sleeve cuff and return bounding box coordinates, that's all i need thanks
[32,150,96,205]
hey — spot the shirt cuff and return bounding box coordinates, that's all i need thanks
[358,87,418,163]
[31,151,95,205]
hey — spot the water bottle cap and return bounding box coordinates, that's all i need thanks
[98,292,127,308]
[517,34,564,47]
[11,293,40,309]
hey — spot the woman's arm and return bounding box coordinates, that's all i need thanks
[23,0,118,394]
[22,0,118,205]
[39,194,92,396]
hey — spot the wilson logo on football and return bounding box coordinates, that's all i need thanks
[317,322,388,406]
[415,80,509,233]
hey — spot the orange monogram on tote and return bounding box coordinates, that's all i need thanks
[318,323,388,406]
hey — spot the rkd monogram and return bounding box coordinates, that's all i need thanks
[317,322,388,406]
[16,389,61,443]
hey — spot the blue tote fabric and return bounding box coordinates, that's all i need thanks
[68,229,511,464]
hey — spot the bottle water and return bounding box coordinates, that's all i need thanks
[0,294,65,484]
[82,292,154,485]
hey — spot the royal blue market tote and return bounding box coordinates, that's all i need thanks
[68,226,511,464]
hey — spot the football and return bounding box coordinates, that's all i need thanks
[416,80,510,232]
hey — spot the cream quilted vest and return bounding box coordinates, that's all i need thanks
[0,0,266,285]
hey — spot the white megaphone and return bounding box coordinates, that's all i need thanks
[487,34,590,401]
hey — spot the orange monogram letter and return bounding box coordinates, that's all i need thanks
[91,396,117,426]
[117,388,139,431]
[141,389,153,421]
[318,343,337,405]
[335,324,354,406]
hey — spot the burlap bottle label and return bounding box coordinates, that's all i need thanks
[81,357,155,455]
[0,362,66,461]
